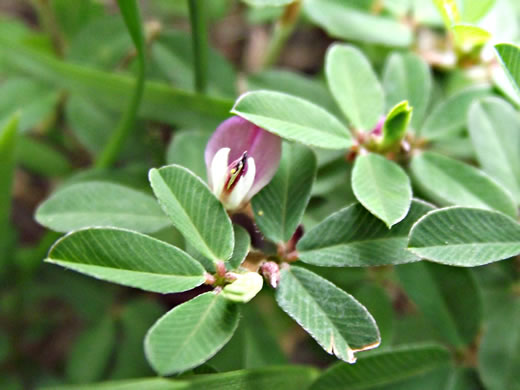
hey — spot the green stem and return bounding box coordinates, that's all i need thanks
[262,1,302,69]
[188,0,209,94]
[95,0,146,169]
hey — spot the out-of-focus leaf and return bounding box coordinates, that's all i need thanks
[478,293,520,390]
[410,151,517,217]
[461,0,495,22]
[145,292,240,376]
[0,113,18,266]
[420,86,490,140]
[241,0,293,6]
[0,42,232,128]
[232,91,352,149]
[276,266,380,364]
[67,16,131,69]
[41,366,318,390]
[352,153,412,227]
[166,130,210,181]
[0,78,59,133]
[325,44,384,131]
[110,299,163,379]
[298,200,433,267]
[468,97,520,204]
[149,165,234,263]
[452,24,491,51]
[66,315,116,384]
[304,0,413,47]
[383,52,432,129]
[433,0,460,28]
[16,135,71,176]
[46,228,205,293]
[396,261,482,347]
[408,207,520,266]
[354,284,395,346]
[152,31,236,98]
[36,182,170,233]
[252,143,317,243]
[51,0,104,39]
[310,344,452,390]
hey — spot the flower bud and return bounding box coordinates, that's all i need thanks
[221,271,264,303]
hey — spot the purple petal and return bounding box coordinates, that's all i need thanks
[205,117,281,198]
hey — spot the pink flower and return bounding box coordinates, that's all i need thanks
[205,117,282,211]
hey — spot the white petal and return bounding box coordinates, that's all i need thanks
[210,147,230,198]
[225,157,256,210]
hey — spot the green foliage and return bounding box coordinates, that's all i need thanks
[145,292,240,376]
[352,153,412,228]
[325,44,384,131]
[252,142,317,243]
[310,344,453,390]
[232,91,352,149]
[46,228,205,293]
[408,207,520,266]
[379,100,412,151]
[410,151,517,217]
[298,200,433,267]
[36,182,171,233]
[276,266,380,363]
[149,165,234,263]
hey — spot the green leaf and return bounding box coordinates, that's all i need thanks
[310,344,452,390]
[396,262,482,347]
[41,366,318,390]
[461,0,495,22]
[420,86,490,140]
[227,225,250,270]
[478,294,520,390]
[46,228,205,293]
[0,113,19,264]
[408,207,520,266]
[16,135,71,177]
[352,153,412,227]
[468,97,520,204]
[36,182,170,233]
[495,43,520,94]
[298,200,433,267]
[66,315,116,384]
[247,70,342,119]
[252,143,316,243]
[325,44,385,131]
[379,100,413,150]
[452,24,491,50]
[0,41,232,128]
[410,151,517,217]
[304,0,413,47]
[275,266,380,363]
[433,0,460,28]
[231,90,352,150]
[145,292,240,376]
[149,165,233,263]
[0,77,59,133]
[382,52,432,129]
[166,130,210,181]
[242,0,294,7]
